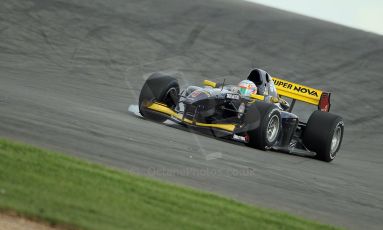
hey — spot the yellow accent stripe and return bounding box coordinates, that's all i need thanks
[272,77,323,105]
[194,122,235,131]
[146,103,235,132]
[250,94,265,100]
[147,102,178,116]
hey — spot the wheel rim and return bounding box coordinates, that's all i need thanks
[266,114,280,143]
[164,87,178,108]
[330,124,342,158]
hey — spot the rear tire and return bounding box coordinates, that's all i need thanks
[244,102,281,150]
[139,73,179,122]
[303,111,344,162]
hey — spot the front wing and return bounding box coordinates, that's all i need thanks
[146,102,236,133]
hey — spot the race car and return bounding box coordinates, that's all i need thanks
[138,69,344,162]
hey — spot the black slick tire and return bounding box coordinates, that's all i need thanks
[244,102,281,150]
[138,73,179,123]
[303,111,344,162]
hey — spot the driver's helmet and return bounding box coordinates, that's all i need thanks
[238,80,257,97]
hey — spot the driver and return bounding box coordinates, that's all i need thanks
[238,80,257,97]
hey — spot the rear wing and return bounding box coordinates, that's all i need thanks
[272,77,331,112]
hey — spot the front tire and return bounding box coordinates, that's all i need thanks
[138,73,179,122]
[303,111,344,162]
[244,102,281,150]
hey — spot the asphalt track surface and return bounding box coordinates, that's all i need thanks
[1,0,383,229]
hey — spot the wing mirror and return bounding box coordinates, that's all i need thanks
[203,80,217,88]
[270,97,279,103]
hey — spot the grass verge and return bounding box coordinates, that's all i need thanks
[0,139,338,230]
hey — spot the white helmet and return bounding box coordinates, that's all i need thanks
[238,80,257,97]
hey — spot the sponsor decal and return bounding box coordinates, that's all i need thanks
[273,79,319,97]
[190,90,210,98]
[226,93,240,100]
[264,87,269,95]
[270,83,275,93]
[190,90,202,98]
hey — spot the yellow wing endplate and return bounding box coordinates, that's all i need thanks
[272,77,323,105]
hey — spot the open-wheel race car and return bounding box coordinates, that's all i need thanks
[138,69,344,162]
